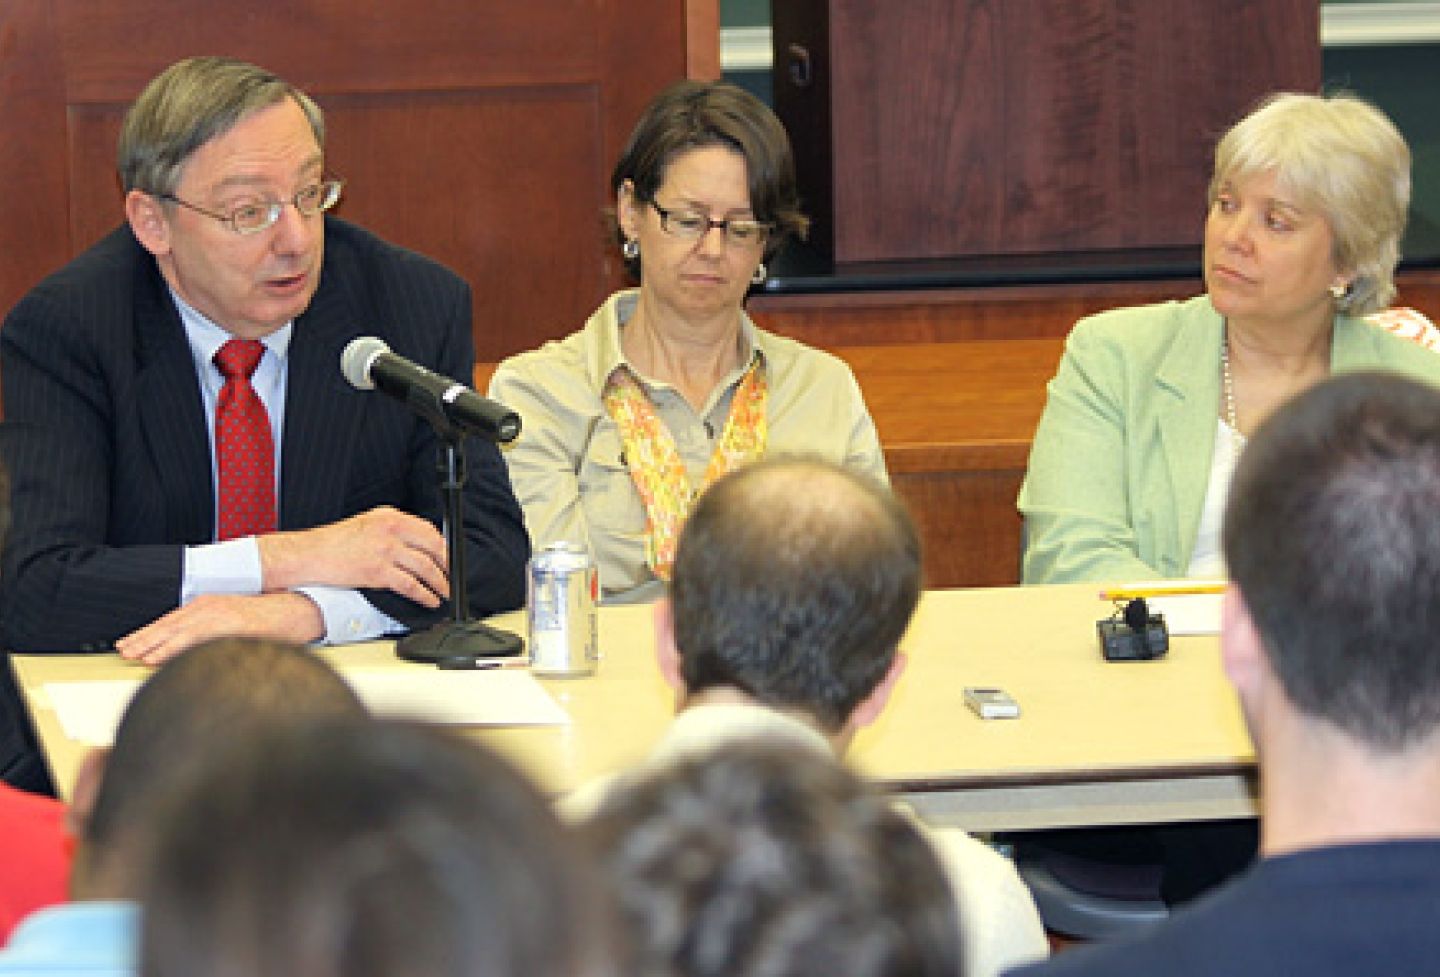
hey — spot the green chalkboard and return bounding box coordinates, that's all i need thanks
[1323,43,1440,264]
[721,0,768,29]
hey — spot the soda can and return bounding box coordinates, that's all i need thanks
[526,541,598,677]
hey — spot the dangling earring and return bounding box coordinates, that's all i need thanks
[622,238,639,260]
[1329,281,1348,300]
[751,262,767,285]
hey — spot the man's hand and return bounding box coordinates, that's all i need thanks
[258,506,449,607]
[115,592,326,666]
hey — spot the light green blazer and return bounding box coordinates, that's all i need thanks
[1019,295,1440,584]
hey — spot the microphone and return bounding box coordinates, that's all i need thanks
[341,337,520,444]
[1123,597,1150,634]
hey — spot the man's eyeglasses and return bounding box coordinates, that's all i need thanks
[159,179,345,236]
[649,200,771,247]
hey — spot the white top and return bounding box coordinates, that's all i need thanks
[1186,419,1245,579]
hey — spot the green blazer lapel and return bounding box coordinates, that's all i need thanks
[1150,300,1223,574]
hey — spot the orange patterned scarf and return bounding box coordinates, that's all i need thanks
[603,357,768,579]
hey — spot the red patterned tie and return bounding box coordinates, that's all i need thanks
[214,339,276,540]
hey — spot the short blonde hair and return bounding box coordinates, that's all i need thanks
[1208,92,1410,316]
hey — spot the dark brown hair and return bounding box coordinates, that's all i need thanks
[671,457,921,732]
[611,80,808,272]
[140,718,613,977]
[1225,372,1440,750]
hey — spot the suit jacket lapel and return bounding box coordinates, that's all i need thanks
[280,269,368,530]
[133,260,214,542]
[1151,299,1223,574]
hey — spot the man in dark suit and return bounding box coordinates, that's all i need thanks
[0,57,529,789]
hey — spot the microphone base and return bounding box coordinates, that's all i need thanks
[396,620,526,667]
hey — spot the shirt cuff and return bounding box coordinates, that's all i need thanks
[296,586,405,644]
[182,538,263,603]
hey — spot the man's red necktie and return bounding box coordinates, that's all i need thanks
[214,339,276,540]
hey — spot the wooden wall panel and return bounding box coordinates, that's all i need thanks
[320,90,605,359]
[0,0,712,365]
[1397,271,1440,323]
[893,470,1025,589]
[749,277,1201,347]
[750,267,1440,351]
[775,0,1320,264]
[56,1,608,96]
[684,0,721,79]
[0,3,70,320]
[66,107,124,250]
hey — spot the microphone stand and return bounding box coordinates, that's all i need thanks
[395,405,524,666]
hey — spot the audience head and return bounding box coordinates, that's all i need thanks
[663,457,922,735]
[140,717,611,977]
[1207,91,1410,315]
[119,55,324,196]
[582,739,961,977]
[70,637,365,898]
[611,79,808,277]
[1224,372,1440,753]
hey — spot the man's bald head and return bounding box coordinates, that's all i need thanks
[670,458,921,731]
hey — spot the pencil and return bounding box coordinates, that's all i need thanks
[1098,580,1226,601]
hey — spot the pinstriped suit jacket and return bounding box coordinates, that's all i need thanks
[0,218,529,653]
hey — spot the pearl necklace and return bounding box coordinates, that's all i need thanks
[1220,326,1247,458]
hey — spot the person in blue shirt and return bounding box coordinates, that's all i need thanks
[0,637,365,975]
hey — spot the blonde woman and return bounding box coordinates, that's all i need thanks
[1021,91,1440,584]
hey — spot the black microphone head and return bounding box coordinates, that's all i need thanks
[341,336,390,391]
[1123,597,1150,632]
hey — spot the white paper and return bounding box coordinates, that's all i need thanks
[44,680,142,745]
[44,668,569,746]
[1148,593,1222,635]
[344,669,571,726]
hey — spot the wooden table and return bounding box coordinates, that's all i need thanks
[12,583,1255,832]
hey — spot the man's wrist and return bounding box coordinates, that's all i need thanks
[270,590,325,643]
[257,531,301,591]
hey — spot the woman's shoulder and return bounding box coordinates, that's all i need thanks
[752,327,857,380]
[494,329,587,375]
[1070,295,1213,344]
[1058,295,1216,377]
[1339,312,1440,382]
[492,308,614,393]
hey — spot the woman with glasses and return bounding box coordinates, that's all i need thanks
[490,80,886,603]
